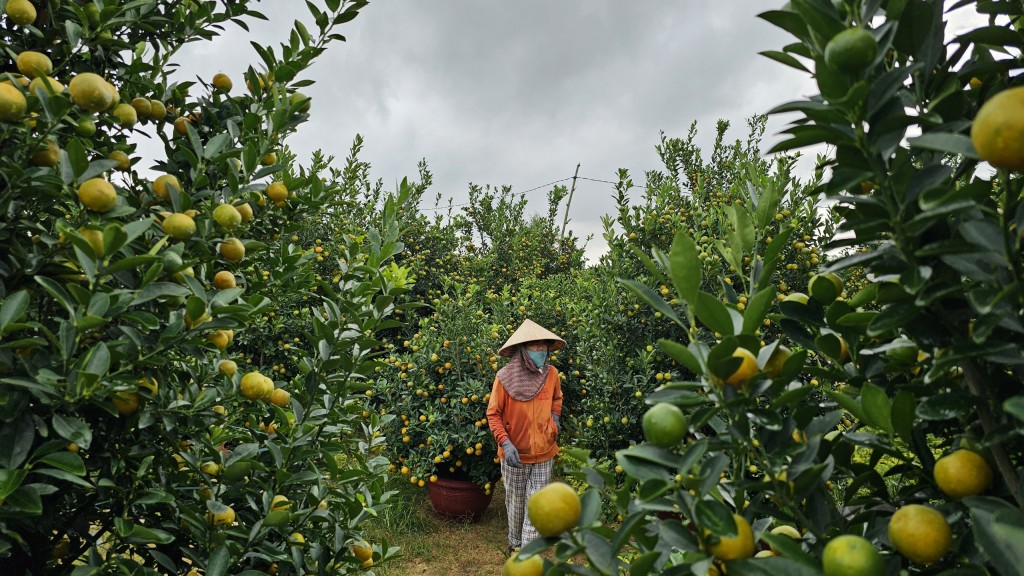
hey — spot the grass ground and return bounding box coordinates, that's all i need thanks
[367,481,514,576]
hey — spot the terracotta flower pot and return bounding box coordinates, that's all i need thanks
[426,476,493,522]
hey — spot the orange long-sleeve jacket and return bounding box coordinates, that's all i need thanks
[486,367,562,464]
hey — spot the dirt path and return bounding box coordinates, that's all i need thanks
[373,483,513,576]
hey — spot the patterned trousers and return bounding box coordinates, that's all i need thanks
[501,457,553,548]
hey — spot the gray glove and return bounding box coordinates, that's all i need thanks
[501,440,522,468]
[552,412,561,435]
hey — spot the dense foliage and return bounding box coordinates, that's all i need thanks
[0,1,409,574]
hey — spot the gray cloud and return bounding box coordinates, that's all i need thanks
[146,2,825,261]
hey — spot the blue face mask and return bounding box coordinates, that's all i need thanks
[527,349,547,368]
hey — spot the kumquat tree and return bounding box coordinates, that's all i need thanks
[0,1,409,574]
[507,0,1024,575]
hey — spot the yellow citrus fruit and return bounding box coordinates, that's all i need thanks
[78,178,117,212]
[837,337,850,363]
[269,388,291,407]
[76,117,97,136]
[641,402,687,448]
[822,535,883,576]
[502,551,543,576]
[971,86,1024,172]
[200,461,221,476]
[149,99,167,120]
[725,348,759,387]
[112,391,140,415]
[152,174,181,199]
[212,203,242,230]
[212,72,232,91]
[28,76,64,95]
[161,213,196,241]
[207,329,232,351]
[16,51,52,78]
[289,91,311,112]
[266,181,288,202]
[137,377,158,395]
[219,237,246,262]
[763,344,792,378]
[270,494,291,511]
[30,138,60,167]
[934,449,993,499]
[769,525,801,553]
[240,371,273,400]
[213,270,236,290]
[707,513,755,560]
[0,83,28,122]
[261,151,278,166]
[111,102,137,127]
[351,540,373,562]
[527,481,581,537]
[235,202,254,222]
[69,72,113,112]
[130,97,152,119]
[79,228,105,256]
[5,0,37,25]
[218,359,238,377]
[108,150,130,171]
[103,80,119,110]
[809,272,843,303]
[783,292,809,304]
[207,505,235,527]
[888,504,951,565]
[173,116,191,136]
[287,532,305,546]
[824,28,877,72]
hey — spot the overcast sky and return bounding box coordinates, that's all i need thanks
[143,1,985,262]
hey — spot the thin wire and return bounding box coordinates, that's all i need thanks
[419,175,646,212]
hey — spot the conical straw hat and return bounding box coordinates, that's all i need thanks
[498,319,565,357]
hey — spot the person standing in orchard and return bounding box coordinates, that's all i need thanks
[486,319,565,552]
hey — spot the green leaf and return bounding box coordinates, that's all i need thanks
[0,469,28,499]
[757,227,794,291]
[577,488,601,528]
[966,497,1024,576]
[696,499,737,537]
[726,205,756,255]
[759,50,810,73]
[66,139,89,179]
[32,468,93,488]
[615,445,679,483]
[658,339,701,374]
[826,390,867,423]
[0,415,35,469]
[52,414,92,449]
[35,276,76,316]
[907,132,979,158]
[694,291,736,336]
[669,229,701,307]
[860,383,893,434]
[790,0,846,46]
[36,451,86,476]
[1004,396,1024,422]
[892,390,916,444]
[82,342,110,378]
[2,484,42,516]
[742,286,777,335]
[757,10,809,40]
[619,279,683,328]
[205,538,231,576]
[0,291,29,334]
[133,282,191,306]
